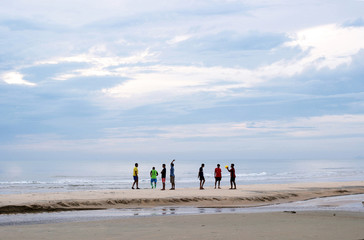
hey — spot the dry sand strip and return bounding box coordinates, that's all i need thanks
[1,181,364,214]
[1,211,364,240]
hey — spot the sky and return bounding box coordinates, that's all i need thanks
[1,0,364,177]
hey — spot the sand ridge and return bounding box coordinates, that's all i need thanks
[0,181,363,214]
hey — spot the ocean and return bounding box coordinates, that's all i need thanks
[1,159,364,194]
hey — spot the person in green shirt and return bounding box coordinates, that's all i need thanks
[150,167,158,189]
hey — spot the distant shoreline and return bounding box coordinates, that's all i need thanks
[0,181,363,214]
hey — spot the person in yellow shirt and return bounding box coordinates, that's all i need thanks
[132,163,140,189]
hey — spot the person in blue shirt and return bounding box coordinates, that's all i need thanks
[170,159,175,190]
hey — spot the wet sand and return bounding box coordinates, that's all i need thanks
[1,181,364,240]
[1,181,364,214]
[1,211,364,240]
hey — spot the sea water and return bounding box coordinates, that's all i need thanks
[0,159,364,194]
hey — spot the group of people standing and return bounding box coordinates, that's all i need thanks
[132,160,175,190]
[132,160,236,190]
[198,163,236,190]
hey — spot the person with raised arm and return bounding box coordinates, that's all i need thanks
[170,159,175,190]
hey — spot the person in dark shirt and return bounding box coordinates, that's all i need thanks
[198,163,205,190]
[161,164,166,190]
[226,163,236,189]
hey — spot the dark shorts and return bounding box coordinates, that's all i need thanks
[133,176,138,181]
[199,176,205,181]
[170,176,175,184]
[151,178,157,183]
[230,177,235,182]
[215,177,221,181]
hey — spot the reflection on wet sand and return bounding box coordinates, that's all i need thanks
[1,194,363,226]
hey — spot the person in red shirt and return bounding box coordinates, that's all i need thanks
[226,163,236,189]
[214,164,222,189]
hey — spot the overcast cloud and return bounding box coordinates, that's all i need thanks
[1,0,364,167]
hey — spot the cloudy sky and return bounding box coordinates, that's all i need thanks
[1,0,364,169]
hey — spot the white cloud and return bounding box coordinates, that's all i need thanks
[99,22,364,107]
[100,65,260,108]
[33,48,158,81]
[6,23,364,110]
[249,24,364,83]
[285,24,364,69]
[167,34,192,44]
[36,48,155,68]
[1,72,36,86]
[95,22,364,108]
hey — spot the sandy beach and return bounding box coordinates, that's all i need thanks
[1,181,364,239]
[1,181,364,214]
[1,211,364,240]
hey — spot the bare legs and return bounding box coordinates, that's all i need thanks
[214,179,221,189]
[230,178,236,189]
[132,178,139,189]
[200,179,205,190]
